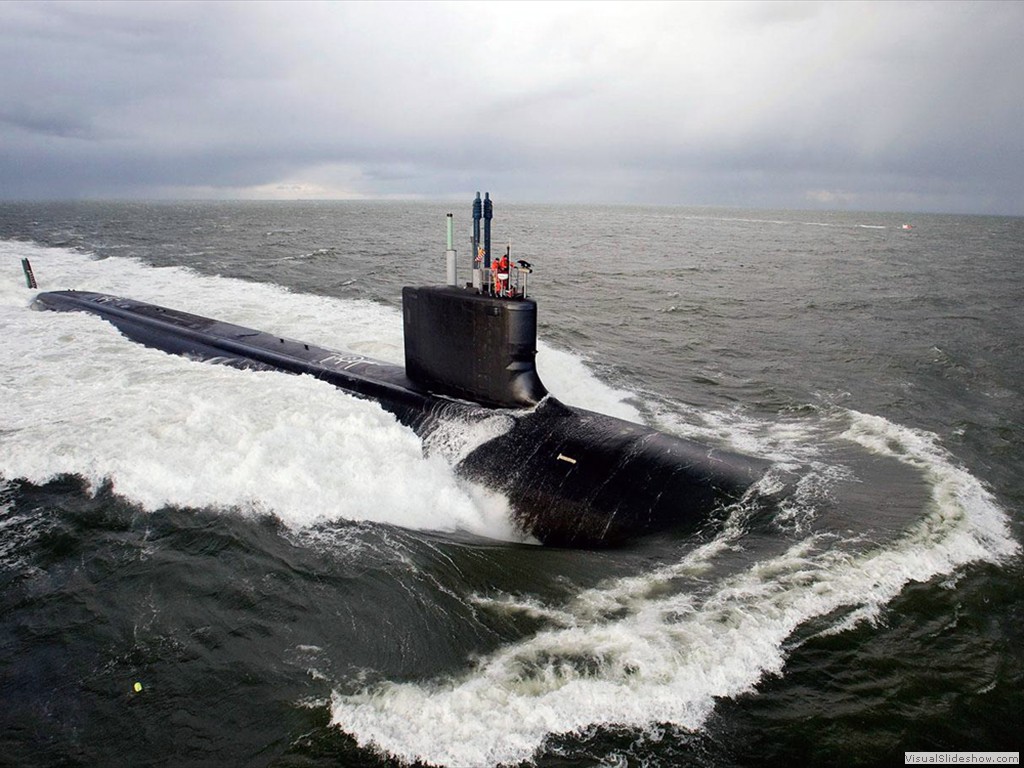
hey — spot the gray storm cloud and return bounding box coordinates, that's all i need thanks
[1,0,1021,214]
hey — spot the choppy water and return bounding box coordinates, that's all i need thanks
[1,201,1021,766]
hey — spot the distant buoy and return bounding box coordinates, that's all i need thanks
[133,681,143,693]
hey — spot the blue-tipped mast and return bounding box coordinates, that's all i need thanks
[483,192,493,268]
[472,191,482,260]
[472,192,483,289]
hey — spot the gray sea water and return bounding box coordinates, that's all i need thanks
[1,201,1021,766]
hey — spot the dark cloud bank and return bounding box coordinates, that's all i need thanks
[1,1,1021,215]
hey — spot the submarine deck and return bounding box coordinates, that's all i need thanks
[33,290,446,416]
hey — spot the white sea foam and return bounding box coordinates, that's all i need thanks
[536,345,642,422]
[646,398,827,469]
[841,410,1018,565]
[421,413,516,466]
[329,410,1018,767]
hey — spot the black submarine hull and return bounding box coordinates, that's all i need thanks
[34,290,768,547]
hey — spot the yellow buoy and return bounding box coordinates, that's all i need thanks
[133,682,143,693]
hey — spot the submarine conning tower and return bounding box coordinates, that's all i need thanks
[402,192,547,409]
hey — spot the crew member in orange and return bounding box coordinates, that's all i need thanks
[493,250,510,296]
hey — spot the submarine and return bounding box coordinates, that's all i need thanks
[33,193,769,547]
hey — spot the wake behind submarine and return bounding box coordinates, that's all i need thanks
[33,194,769,547]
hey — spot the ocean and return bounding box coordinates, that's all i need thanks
[0,201,1021,767]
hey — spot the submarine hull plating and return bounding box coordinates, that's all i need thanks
[34,290,768,547]
[458,398,764,545]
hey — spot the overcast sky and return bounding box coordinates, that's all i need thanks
[1,1,1022,214]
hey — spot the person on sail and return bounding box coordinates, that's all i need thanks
[493,248,510,296]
